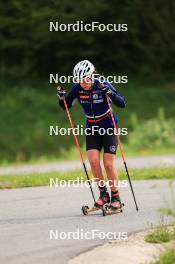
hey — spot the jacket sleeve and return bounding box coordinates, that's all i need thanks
[59,87,77,110]
[104,82,126,108]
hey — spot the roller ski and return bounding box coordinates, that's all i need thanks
[82,187,110,215]
[82,189,124,216]
[102,191,124,216]
[102,202,124,216]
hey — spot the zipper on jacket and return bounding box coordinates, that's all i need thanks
[89,90,97,125]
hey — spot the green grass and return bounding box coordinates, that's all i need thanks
[0,170,85,189]
[152,248,175,264]
[145,225,175,243]
[145,182,175,263]
[125,167,175,180]
[0,167,175,189]
[145,181,175,244]
[0,78,175,164]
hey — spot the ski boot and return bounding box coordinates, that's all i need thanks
[94,187,110,208]
[110,190,122,210]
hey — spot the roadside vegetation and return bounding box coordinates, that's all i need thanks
[0,167,175,189]
[152,249,175,264]
[0,78,175,165]
[145,225,175,244]
[146,182,175,264]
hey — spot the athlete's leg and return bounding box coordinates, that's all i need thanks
[86,132,104,186]
[86,133,110,206]
[87,149,104,186]
[103,134,122,209]
[103,133,118,192]
[103,153,118,192]
[103,153,121,209]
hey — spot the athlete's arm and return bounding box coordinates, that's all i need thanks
[102,82,126,108]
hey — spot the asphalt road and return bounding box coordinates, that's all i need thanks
[0,180,174,264]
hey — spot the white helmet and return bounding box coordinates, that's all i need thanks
[73,60,95,82]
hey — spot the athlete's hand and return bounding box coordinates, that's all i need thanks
[57,86,66,99]
[99,83,112,95]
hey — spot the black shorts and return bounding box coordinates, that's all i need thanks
[86,132,117,154]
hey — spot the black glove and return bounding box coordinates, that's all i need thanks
[57,86,66,99]
[99,83,111,95]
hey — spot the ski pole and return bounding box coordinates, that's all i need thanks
[63,98,96,203]
[106,95,139,211]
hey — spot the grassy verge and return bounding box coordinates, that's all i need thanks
[152,248,175,264]
[145,225,175,243]
[146,181,175,264]
[0,167,175,189]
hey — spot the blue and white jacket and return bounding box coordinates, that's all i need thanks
[59,79,126,129]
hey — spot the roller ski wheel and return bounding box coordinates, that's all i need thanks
[102,203,124,216]
[81,205,89,215]
[81,205,101,215]
[102,203,108,216]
